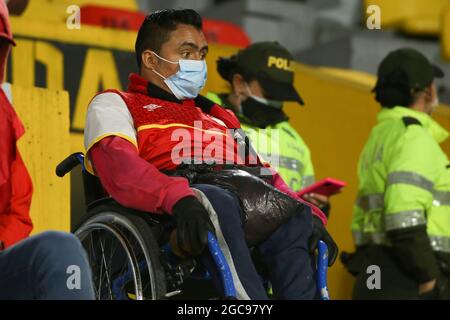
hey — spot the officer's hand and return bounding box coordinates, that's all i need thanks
[302,193,331,217]
[308,215,338,266]
[172,196,215,257]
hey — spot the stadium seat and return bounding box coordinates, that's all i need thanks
[80,5,145,31]
[202,19,250,48]
[364,0,448,36]
[80,5,251,47]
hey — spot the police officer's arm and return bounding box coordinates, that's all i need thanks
[384,123,440,284]
[351,161,369,249]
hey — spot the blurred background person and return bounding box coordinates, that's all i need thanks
[0,0,94,300]
[343,48,450,300]
[207,42,331,215]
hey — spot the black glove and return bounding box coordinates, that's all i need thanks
[308,215,338,266]
[172,196,216,257]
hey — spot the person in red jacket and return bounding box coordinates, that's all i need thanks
[0,1,94,299]
[0,9,32,250]
[85,9,337,299]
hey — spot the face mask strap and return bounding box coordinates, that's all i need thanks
[244,83,256,99]
[151,51,179,65]
[245,82,276,106]
[150,51,179,80]
[151,68,167,80]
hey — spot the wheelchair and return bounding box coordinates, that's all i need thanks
[56,152,330,300]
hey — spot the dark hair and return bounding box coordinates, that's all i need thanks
[373,69,415,108]
[135,9,203,68]
[217,56,256,84]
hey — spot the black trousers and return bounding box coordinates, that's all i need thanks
[350,246,450,300]
[193,184,316,300]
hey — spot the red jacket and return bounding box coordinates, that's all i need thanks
[0,1,33,249]
[0,88,33,249]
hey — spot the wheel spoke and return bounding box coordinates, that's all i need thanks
[75,214,159,300]
[99,235,114,299]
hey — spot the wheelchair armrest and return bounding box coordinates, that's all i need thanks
[56,152,84,177]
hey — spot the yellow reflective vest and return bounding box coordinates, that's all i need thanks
[206,92,315,191]
[352,106,450,254]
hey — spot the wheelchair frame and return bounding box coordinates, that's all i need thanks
[56,152,329,300]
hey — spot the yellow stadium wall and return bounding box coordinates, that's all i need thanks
[9,12,450,299]
[11,85,71,234]
[442,4,450,62]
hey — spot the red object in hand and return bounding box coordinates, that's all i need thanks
[297,178,346,198]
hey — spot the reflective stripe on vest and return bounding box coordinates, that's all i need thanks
[356,193,384,212]
[353,231,450,253]
[357,191,450,211]
[433,191,450,206]
[259,153,304,172]
[387,171,434,193]
[352,230,388,246]
[355,171,436,231]
[429,235,450,253]
[384,210,427,231]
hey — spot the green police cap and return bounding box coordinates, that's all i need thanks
[376,48,444,91]
[217,41,304,104]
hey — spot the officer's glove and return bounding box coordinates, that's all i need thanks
[308,215,338,266]
[172,196,216,257]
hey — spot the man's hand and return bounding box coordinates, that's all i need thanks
[302,193,329,210]
[172,196,215,257]
[302,193,331,218]
[308,215,338,266]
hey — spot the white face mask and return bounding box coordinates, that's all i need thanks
[243,83,283,109]
[151,51,207,100]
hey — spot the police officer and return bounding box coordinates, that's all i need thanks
[207,42,330,214]
[343,48,450,299]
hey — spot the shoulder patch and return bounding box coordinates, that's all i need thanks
[402,116,422,127]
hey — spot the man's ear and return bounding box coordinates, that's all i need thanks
[141,50,158,71]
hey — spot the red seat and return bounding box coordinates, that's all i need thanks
[80,5,250,47]
[80,5,145,31]
[202,19,250,48]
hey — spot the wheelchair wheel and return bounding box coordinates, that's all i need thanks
[75,210,167,300]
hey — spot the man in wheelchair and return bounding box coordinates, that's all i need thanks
[83,8,337,300]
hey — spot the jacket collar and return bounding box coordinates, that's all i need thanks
[126,73,241,129]
[377,106,449,143]
[127,73,181,103]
